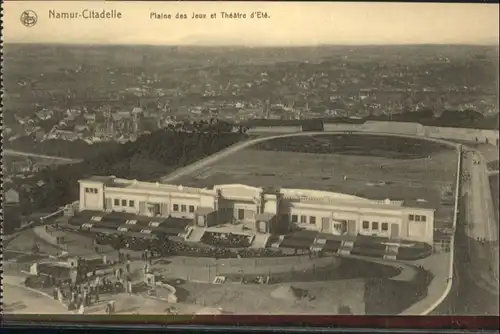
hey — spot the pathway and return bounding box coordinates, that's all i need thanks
[3,149,82,163]
[463,149,499,284]
[2,276,69,314]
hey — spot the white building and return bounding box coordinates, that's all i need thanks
[78,176,435,244]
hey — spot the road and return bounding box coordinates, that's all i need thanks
[465,149,499,279]
[4,149,83,163]
[431,147,499,315]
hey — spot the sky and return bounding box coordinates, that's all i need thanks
[4,2,499,46]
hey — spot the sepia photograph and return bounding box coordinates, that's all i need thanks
[1,1,499,323]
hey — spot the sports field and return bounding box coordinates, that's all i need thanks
[175,134,458,223]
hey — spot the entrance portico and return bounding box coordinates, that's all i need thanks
[214,184,263,224]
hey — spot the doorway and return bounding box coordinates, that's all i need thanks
[390,224,399,239]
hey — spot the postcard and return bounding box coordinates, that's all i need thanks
[2,0,499,322]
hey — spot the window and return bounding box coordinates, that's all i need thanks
[121,199,127,207]
[310,216,316,224]
[291,215,298,223]
[362,221,369,229]
[85,188,89,193]
[92,188,98,194]
[409,214,415,221]
[372,222,379,230]
[382,223,388,231]
[173,204,179,212]
[415,215,421,222]
[181,205,187,212]
[189,205,195,213]
[129,200,135,208]
[421,215,427,222]
[114,199,120,206]
[300,215,307,223]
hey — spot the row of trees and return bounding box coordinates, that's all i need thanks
[6,119,249,160]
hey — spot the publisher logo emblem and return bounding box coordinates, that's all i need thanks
[21,10,38,27]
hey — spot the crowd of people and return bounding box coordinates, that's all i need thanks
[80,227,294,260]
[58,276,125,311]
[201,232,252,248]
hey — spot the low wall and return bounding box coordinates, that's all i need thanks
[177,254,319,268]
[247,126,302,134]
[161,255,338,282]
[248,121,499,145]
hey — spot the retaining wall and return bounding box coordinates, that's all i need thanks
[248,121,499,145]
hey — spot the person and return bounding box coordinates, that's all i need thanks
[82,290,88,307]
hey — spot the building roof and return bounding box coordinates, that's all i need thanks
[402,199,437,210]
[255,212,275,221]
[79,176,115,184]
[4,188,20,204]
[79,176,435,211]
[195,207,215,215]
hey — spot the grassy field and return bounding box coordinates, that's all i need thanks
[176,134,458,223]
